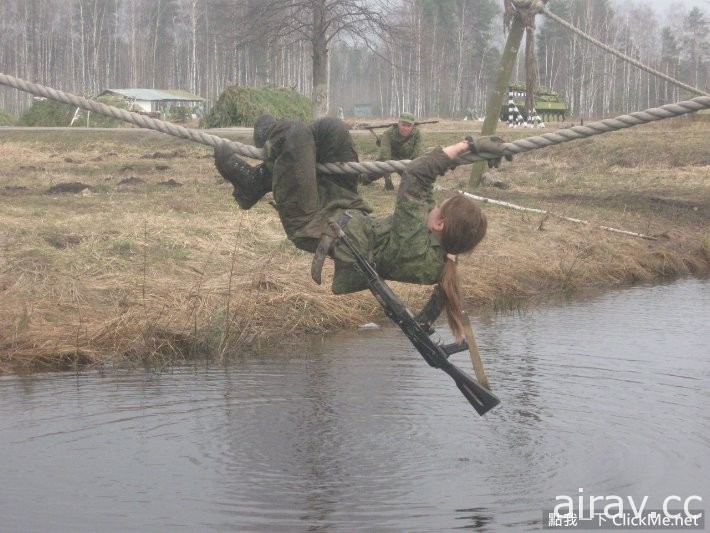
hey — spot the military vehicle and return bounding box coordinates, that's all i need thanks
[500,82,569,122]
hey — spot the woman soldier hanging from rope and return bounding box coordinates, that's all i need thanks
[214,116,512,343]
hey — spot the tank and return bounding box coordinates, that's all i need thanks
[500,82,568,122]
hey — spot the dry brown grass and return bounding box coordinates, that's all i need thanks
[1,120,708,372]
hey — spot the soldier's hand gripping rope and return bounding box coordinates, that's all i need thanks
[465,135,514,168]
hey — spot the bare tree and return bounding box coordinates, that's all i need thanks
[680,7,709,89]
[0,0,706,119]
[240,0,391,118]
[660,26,681,102]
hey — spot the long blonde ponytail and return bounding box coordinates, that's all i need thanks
[438,194,487,342]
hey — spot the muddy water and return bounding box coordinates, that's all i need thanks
[1,278,708,532]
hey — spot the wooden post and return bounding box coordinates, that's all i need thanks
[462,312,491,390]
[469,16,525,188]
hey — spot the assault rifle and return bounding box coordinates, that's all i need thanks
[330,222,500,416]
[360,119,439,130]
[360,120,438,147]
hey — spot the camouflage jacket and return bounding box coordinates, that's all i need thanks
[330,147,451,294]
[378,125,422,162]
[259,118,447,294]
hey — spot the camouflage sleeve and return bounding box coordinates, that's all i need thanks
[410,128,423,158]
[378,126,395,161]
[376,148,451,282]
[414,285,443,331]
[396,147,452,206]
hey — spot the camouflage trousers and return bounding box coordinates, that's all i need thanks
[264,118,364,252]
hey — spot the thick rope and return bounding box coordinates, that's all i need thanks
[0,73,262,158]
[0,72,409,175]
[543,9,710,97]
[499,95,710,156]
[2,72,709,176]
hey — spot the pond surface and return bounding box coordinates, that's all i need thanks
[1,278,708,532]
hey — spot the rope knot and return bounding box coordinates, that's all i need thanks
[504,0,547,116]
[506,0,546,30]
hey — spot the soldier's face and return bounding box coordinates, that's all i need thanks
[398,121,414,137]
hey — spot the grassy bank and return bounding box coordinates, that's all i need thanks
[1,119,708,372]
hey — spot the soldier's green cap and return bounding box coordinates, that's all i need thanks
[399,112,415,124]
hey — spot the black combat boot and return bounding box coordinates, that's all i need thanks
[214,146,272,210]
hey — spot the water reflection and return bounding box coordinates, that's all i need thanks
[0,278,707,532]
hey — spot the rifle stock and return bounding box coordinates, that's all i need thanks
[332,224,500,416]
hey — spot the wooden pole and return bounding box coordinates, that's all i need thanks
[462,313,491,390]
[469,16,525,188]
[459,191,659,240]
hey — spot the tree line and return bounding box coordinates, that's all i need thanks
[0,0,707,121]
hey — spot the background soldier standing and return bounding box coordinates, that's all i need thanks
[362,111,422,190]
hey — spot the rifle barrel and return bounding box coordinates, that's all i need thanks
[361,119,439,130]
[332,224,500,416]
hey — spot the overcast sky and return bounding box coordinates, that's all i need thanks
[642,0,708,15]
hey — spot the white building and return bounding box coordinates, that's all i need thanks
[98,88,206,117]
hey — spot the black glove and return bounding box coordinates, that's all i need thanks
[465,135,513,168]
